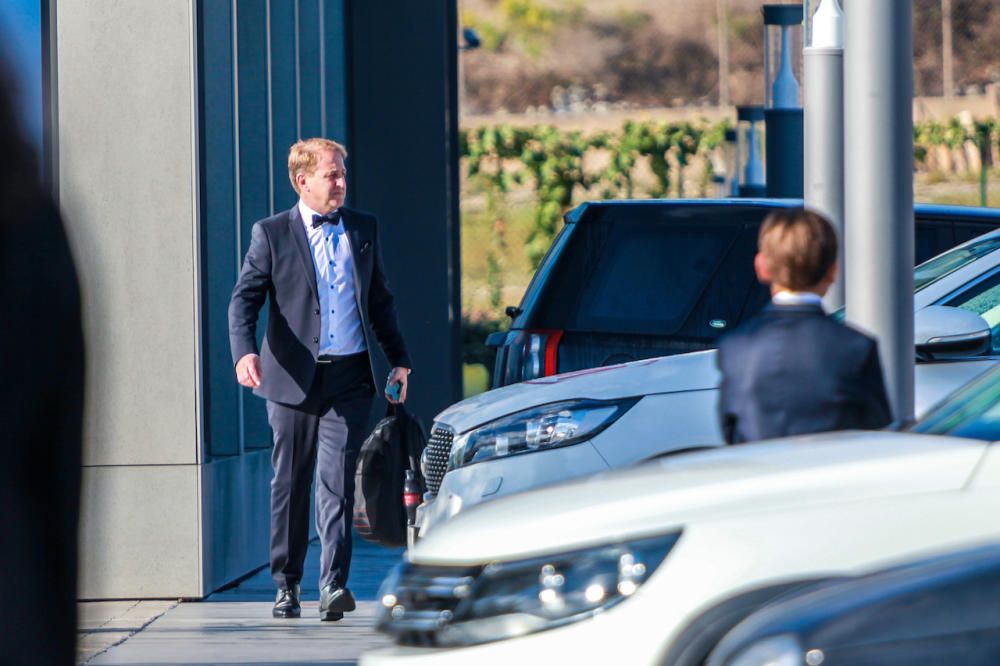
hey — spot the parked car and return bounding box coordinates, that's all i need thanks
[707,543,1000,666]
[416,226,1000,538]
[488,199,1000,388]
[363,363,1000,666]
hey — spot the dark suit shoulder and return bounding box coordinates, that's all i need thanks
[341,206,377,229]
[835,320,880,353]
[341,205,375,219]
[255,209,294,232]
[718,310,771,348]
[719,307,876,355]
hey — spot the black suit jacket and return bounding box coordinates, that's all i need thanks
[717,303,892,444]
[228,205,411,405]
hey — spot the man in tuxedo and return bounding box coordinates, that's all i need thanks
[229,138,411,621]
[717,208,892,444]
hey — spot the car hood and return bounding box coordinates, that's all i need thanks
[436,351,720,433]
[436,352,997,434]
[410,431,988,565]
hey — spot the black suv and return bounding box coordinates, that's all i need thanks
[487,199,1000,388]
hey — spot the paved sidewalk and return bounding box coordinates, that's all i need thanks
[79,537,404,665]
[78,600,178,664]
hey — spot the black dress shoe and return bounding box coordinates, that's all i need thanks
[319,583,356,621]
[273,584,301,618]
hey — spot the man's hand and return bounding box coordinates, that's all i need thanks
[386,367,410,404]
[236,353,262,388]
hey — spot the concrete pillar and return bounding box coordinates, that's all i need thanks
[58,0,209,598]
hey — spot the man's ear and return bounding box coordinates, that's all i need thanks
[753,252,771,285]
[296,171,308,192]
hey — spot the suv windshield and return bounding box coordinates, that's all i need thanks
[911,365,1000,440]
[913,235,1000,292]
[829,235,1000,323]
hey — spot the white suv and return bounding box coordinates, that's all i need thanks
[417,231,1000,537]
[365,363,1000,666]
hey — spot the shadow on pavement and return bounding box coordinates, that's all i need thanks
[209,531,405,602]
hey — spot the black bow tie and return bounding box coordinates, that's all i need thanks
[311,210,342,229]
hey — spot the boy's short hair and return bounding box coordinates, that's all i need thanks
[758,208,838,291]
[288,138,348,193]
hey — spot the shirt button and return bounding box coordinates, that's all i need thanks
[312,337,319,343]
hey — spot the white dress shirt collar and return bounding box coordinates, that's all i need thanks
[772,290,824,308]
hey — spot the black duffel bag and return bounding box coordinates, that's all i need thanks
[353,404,426,547]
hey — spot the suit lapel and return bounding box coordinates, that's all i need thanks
[341,208,370,309]
[287,207,319,303]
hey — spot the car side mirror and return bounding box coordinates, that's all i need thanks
[914,305,991,361]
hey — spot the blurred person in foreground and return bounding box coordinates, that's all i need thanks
[0,65,84,664]
[717,208,891,444]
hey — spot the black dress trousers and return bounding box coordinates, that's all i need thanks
[266,352,374,590]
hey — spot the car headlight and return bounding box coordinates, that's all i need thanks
[447,398,639,471]
[377,531,680,647]
[725,634,805,666]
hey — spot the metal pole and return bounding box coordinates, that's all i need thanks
[718,0,731,108]
[942,0,954,97]
[804,0,844,309]
[844,0,914,423]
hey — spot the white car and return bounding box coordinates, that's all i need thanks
[417,231,1000,536]
[363,364,1000,666]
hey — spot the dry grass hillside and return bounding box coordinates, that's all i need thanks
[459,0,1000,114]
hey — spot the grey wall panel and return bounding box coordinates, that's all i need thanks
[269,0,298,212]
[321,0,348,142]
[57,0,199,466]
[200,450,272,594]
[347,0,462,423]
[198,0,240,458]
[297,0,322,139]
[235,0,275,450]
[79,465,201,599]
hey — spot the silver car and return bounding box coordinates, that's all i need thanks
[416,231,1000,538]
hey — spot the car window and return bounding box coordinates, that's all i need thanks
[575,224,735,332]
[532,205,771,336]
[941,266,1000,354]
[911,365,1000,440]
[913,235,1000,292]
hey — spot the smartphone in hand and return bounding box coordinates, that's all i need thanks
[385,379,402,402]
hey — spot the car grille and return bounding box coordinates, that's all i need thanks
[377,563,483,646]
[424,424,454,495]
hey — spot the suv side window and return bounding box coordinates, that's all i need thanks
[574,223,736,333]
[942,266,1000,354]
[533,206,770,337]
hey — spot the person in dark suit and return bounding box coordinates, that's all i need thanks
[228,138,411,621]
[0,64,84,664]
[717,208,892,444]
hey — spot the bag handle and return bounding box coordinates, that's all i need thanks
[382,402,421,474]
